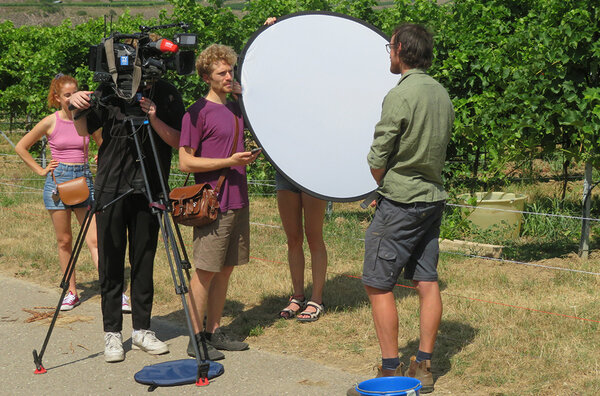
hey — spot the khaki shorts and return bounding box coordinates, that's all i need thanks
[192,206,250,272]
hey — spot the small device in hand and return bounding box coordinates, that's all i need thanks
[251,147,262,155]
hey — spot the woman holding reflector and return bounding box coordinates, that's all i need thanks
[260,17,329,323]
[276,171,328,322]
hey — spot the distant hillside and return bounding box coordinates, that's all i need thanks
[0,1,438,28]
[0,1,395,27]
[0,0,177,27]
[0,0,245,27]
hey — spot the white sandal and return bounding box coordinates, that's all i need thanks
[297,301,324,322]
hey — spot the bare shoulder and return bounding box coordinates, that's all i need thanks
[40,113,58,136]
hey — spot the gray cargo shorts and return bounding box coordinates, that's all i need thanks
[362,196,445,291]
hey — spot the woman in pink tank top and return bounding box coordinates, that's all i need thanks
[15,75,131,312]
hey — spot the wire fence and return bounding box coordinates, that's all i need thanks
[2,120,598,268]
[2,172,599,273]
[446,203,600,223]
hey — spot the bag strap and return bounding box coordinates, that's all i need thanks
[183,112,240,195]
[104,37,142,100]
[83,134,88,165]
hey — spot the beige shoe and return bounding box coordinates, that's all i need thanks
[131,329,169,355]
[346,363,405,396]
[404,356,434,393]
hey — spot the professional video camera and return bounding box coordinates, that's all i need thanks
[88,22,197,100]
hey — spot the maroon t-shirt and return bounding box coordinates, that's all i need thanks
[179,98,249,212]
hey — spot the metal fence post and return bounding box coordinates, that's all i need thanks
[326,201,333,217]
[578,161,593,259]
[0,129,16,149]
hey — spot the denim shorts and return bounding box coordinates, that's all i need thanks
[362,196,445,290]
[43,163,94,210]
[275,171,301,193]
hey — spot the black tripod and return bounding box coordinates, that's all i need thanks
[33,115,213,386]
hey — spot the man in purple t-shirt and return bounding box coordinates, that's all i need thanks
[179,44,260,361]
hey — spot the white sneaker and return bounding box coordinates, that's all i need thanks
[104,332,124,363]
[121,293,131,313]
[132,329,169,355]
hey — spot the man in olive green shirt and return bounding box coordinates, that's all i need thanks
[357,23,453,395]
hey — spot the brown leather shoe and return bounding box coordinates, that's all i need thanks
[346,363,405,396]
[404,356,434,393]
[376,363,405,377]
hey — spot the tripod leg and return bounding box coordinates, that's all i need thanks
[130,117,213,384]
[33,203,96,374]
[156,211,212,372]
[171,216,192,276]
[166,221,212,386]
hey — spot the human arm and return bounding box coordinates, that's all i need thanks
[90,129,102,163]
[231,81,242,102]
[370,168,386,185]
[141,81,185,148]
[140,97,180,148]
[179,146,260,174]
[69,90,95,136]
[91,129,103,147]
[14,115,59,176]
[367,91,407,184]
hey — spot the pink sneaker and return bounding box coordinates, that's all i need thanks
[60,291,80,311]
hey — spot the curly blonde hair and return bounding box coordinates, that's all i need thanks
[195,44,237,77]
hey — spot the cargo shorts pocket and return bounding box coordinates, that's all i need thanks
[373,242,401,286]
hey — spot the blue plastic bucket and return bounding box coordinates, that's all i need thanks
[355,376,422,396]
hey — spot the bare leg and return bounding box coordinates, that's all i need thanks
[365,285,399,376]
[277,190,305,312]
[49,209,77,295]
[298,193,327,318]
[205,265,235,333]
[413,280,442,353]
[187,268,216,334]
[73,207,99,270]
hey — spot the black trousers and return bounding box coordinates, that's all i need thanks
[96,192,159,332]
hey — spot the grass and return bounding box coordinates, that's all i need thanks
[2,135,600,394]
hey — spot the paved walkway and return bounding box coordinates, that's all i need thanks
[0,273,366,395]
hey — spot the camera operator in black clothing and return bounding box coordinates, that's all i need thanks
[70,79,184,363]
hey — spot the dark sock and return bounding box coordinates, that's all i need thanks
[415,350,432,363]
[381,357,400,371]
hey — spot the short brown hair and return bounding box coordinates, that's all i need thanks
[391,24,433,70]
[195,44,237,77]
[47,74,78,109]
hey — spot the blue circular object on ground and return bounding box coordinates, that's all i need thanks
[356,376,422,395]
[134,359,224,387]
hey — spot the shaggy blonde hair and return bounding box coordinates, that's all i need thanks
[195,44,237,77]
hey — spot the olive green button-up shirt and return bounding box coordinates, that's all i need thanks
[367,69,454,203]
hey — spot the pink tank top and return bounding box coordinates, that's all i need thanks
[47,112,89,163]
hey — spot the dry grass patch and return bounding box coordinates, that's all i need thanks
[2,138,600,393]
